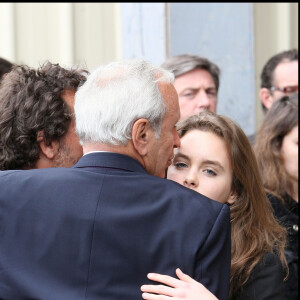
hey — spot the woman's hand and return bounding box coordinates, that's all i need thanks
[141,268,218,300]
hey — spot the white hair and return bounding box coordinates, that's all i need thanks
[74,59,174,146]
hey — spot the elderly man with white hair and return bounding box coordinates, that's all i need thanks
[0,59,230,300]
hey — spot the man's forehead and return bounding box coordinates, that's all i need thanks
[158,82,180,120]
[275,60,298,78]
[174,68,215,87]
[158,81,177,100]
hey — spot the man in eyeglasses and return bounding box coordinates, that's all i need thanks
[248,49,298,144]
[260,49,298,113]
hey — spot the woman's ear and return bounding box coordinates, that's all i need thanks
[227,190,237,205]
[131,119,153,156]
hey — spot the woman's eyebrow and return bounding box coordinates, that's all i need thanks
[202,160,225,171]
[174,152,189,160]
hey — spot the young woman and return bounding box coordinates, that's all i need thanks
[141,111,287,300]
[254,94,298,300]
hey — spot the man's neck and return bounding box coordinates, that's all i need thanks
[83,143,145,168]
[83,143,128,155]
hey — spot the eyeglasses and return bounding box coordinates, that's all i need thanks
[270,85,298,95]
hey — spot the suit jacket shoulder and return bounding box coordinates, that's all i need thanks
[0,153,231,300]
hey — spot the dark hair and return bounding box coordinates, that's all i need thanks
[0,57,13,81]
[260,49,298,112]
[161,54,221,92]
[255,94,298,203]
[0,61,88,170]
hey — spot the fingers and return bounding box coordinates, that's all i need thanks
[141,283,175,298]
[141,269,219,300]
[147,272,183,288]
[175,268,195,283]
[176,269,219,300]
[141,292,170,299]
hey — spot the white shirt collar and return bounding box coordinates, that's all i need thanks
[83,150,109,156]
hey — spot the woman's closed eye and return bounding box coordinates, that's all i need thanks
[173,161,189,169]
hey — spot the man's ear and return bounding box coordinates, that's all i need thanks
[260,88,274,111]
[37,131,59,160]
[131,119,153,156]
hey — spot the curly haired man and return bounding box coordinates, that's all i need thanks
[0,61,88,170]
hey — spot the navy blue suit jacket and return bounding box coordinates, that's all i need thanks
[0,152,231,300]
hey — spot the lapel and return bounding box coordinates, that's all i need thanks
[72,152,147,174]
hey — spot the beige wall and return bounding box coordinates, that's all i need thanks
[0,3,298,128]
[0,3,122,71]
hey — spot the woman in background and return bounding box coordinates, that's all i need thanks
[254,94,298,300]
[141,111,287,300]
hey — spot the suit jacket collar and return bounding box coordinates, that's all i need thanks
[73,152,147,173]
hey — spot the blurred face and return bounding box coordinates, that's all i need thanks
[271,60,298,102]
[167,129,234,204]
[280,125,298,183]
[54,90,83,167]
[147,83,181,178]
[174,68,217,120]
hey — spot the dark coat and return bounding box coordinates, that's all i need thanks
[268,193,298,300]
[233,252,285,300]
[0,152,231,300]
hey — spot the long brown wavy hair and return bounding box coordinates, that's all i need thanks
[176,111,287,299]
[254,94,298,203]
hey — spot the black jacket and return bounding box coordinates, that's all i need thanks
[233,252,284,300]
[268,193,298,300]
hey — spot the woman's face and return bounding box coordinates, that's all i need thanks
[167,129,235,204]
[280,125,298,182]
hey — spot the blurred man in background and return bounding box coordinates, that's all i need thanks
[162,54,221,120]
[248,48,298,144]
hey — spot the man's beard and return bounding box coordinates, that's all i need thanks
[53,142,80,168]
